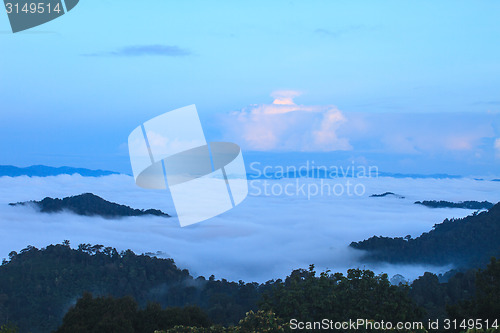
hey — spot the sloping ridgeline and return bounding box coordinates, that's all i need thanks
[0,165,119,177]
[350,202,500,267]
[370,192,405,199]
[9,193,170,218]
[414,200,493,210]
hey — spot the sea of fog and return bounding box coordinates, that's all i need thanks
[0,174,498,283]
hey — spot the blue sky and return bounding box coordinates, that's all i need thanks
[1,0,500,175]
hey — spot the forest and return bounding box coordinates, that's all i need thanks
[350,202,500,266]
[0,242,498,332]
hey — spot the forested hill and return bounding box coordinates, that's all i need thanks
[1,243,498,332]
[350,202,500,266]
[414,200,493,210]
[9,193,170,218]
[0,243,262,333]
[370,192,405,198]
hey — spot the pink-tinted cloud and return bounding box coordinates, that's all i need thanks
[270,90,303,105]
[225,91,352,151]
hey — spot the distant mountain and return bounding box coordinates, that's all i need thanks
[414,200,494,210]
[370,192,405,199]
[10,193,170,218]
[246,169,462,180]
[246,168,377,179]
[0,165,120,177]
[378,172,462,179]
[350,202,500,266]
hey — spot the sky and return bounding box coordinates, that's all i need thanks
[1,1,500,175]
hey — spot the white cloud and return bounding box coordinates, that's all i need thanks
[225,91,352,152]
[270,90,303,105]
[494,138,500,157]
[338,112,498,157]
[222,94,498,162]
[312,109,351,149]
[1,174,498,282]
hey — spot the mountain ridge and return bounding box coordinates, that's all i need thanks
[414,200,494,210]
[350,202,500,266]
[0,165,120,177]
[9,193,170,218]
